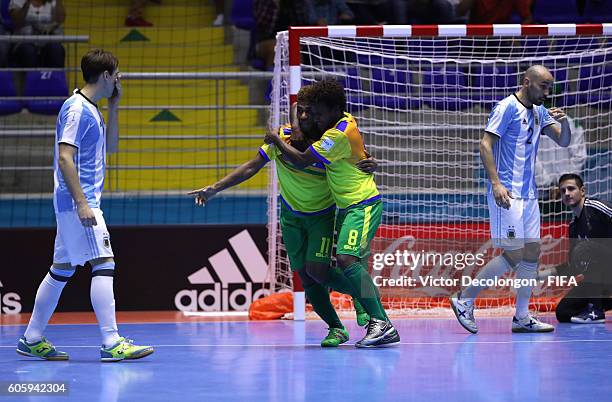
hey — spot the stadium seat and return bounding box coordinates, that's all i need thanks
[370,67,421,110]
[473,65,518,109]
[578,64,612,106]
[521,38,550,58]
[23,71,69,115]
[1,0,13,30]
[584,0,612,23]
[422,64,470,111]
[230,0,264,69]
[533,0,584,23]
[543,67,572,107]
[0,71,22,115]
[553,37,605,64]
[230,0,254,30]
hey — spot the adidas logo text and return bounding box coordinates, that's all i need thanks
[174,230,270,311]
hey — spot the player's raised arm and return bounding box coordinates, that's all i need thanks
[543,107,571,147]
[480,131,513,209]
[189,152,268,206]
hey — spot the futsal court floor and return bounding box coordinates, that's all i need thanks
[1,312,610,402]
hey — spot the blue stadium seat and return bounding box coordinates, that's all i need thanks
[0,72,22,115]
[230,0,254,30]
[584,0,612,23]
[370,67,420,110]
[422,64,470,111]
[533,0,584,23]
[552,37,605,64]
[1,0,13,30]
[578,64,612,106]
[230,0,264,69]
[522,38,550,57]
[473,65,518,109]
[543,67,571,107]
[23,71,68,115]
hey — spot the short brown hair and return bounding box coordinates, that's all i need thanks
[81,49,118,84]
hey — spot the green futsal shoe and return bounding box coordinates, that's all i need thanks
[353,298,370,327]
[16,336,69,361]
[321,327,350,347]
[100,337,154,362]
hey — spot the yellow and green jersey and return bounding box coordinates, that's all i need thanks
[259,125,335,215]
[309,113,380,209]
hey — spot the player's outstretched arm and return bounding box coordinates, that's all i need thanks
[189,152,267,206]
[264,128,318,168]
[543,107,571,147]
[58,143,97,226]
[480,132,513,209]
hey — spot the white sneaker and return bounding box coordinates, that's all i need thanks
[213,14,224,27]
[449,292,478,334]
[512,314,554,333]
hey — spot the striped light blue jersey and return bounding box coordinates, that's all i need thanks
[485,94,557,199]
[53,90,106,213]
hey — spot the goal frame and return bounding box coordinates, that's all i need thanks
[276,23,612,320]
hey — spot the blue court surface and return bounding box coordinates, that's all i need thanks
[1,316,611,402]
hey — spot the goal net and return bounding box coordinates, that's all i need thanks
[267,24,611,317]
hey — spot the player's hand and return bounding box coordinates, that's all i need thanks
[108,73,122,109]
[548,107,566,123]
[77,203,97,226]
[289,102,304,142]
[356,152,378,173]
[264,127,279,145]
[188,186,217,206]
[492,183,513,209]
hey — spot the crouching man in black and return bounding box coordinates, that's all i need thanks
[554,173,612,323]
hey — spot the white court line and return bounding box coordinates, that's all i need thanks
[1,339,612,348]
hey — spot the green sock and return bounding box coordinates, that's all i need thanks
[326,267,356,295]
[304,282,343,329]
[342,262,387,321]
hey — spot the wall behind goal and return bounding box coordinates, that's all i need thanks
[0,0,271,227]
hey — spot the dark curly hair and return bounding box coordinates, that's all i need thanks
[300,78,346,111]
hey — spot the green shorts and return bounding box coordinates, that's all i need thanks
[280,203,335,272]
[335,199,382,259]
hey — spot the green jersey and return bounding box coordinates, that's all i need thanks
[260,125,335,214]
[309,113,380,209]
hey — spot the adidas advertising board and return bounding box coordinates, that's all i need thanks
[1,225,268,312]
[174,229,270,311]
[0,280,22,314]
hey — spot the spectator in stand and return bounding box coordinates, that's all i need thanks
[213,0,224,26]
[126,0,161,27]
[9,0,66,68]
[469,0,533,23]
[307,0,354,26]
[254,0,311,70]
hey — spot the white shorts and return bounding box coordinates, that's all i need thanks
[53,208,114,266]
[487,194,540,250]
